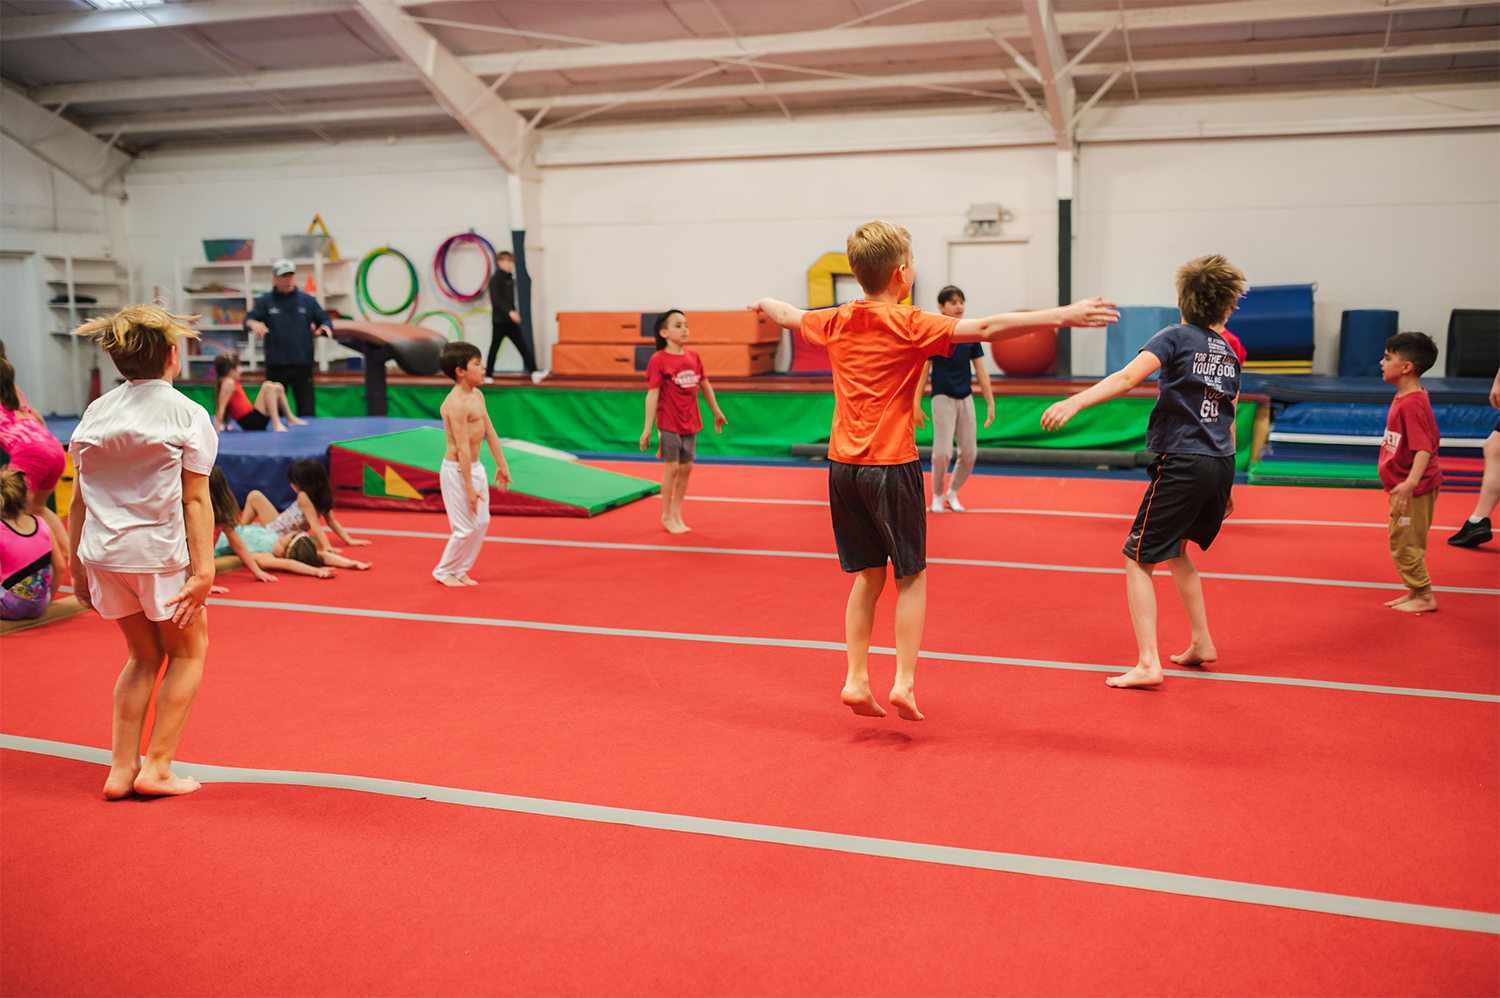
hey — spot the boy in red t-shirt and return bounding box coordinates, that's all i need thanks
[640,309,727,534]
[1378,331,1444,613]
[754,221,1117,720]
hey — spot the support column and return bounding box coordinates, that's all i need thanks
[1055,147,1075,378]
[506,168,544,371]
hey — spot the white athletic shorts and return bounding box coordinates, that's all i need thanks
[85,567,190,621]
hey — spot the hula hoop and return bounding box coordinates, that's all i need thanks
[432,231,498,303]
[355,246,419,322]
[413,309,465,341]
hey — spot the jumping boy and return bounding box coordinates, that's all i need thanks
[68,305,218,798]
[1378,331,1443,612]
[1041,255,1244,689]
[754,220,1117,719]
[434,341,510,587]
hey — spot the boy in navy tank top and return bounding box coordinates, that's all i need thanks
[1041,255,1245,689]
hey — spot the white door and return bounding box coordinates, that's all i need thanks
[941,241,1029,373]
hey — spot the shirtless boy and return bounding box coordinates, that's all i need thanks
[433,341,510,586]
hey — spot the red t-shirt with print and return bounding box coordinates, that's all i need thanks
[646,348,704,435]
[1378,389,1443,494]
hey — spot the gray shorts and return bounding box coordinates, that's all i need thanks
[660,430,697,463]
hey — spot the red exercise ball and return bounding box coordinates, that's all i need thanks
[991,328,1058,377]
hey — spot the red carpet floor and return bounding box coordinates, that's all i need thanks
[2,464,1496,995]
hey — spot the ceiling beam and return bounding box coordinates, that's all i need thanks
[1024,0,1074,151]
[27,0,1481,108]
[0,84,132,197]
[349,0,531,174]
[81,38,1500,137]
[0,0,350,41]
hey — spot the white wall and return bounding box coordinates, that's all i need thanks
[0,134,120,415]
[1076,129,1500,375]
[538,145,1059,369]
[122,136,519,368]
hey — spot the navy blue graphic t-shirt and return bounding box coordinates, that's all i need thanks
[1140,324,1240,457]
[928,342,985,399]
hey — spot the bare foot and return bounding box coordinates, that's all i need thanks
[841,684,887,717]
[1393,595,1438,613]
[888,685,924,721]
[458,574,479,586]
[133,770,201,797]
[350,560,373,570]
[1384,592,1419,607]
[665,520,690,535]
[103,764,139,800]
[1169,642,1217,667]
[272,424,288,432]
[438,574,465,587]
[1106,663,1164,688]
[289,416,308,426]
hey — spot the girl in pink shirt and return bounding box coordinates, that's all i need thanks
[1,469,59,620]
[0,356,68,571]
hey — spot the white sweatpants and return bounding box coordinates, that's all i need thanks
[433,460,490,581]
[931,394,978,498]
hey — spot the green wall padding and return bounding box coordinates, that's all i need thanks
[175,383,1255,467]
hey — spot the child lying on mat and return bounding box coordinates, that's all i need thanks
[208,468,335,581]
[240,457,372,568]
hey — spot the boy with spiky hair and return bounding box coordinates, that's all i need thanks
[1378,331,1443,612]
[1043,255,1246,689]
[434,340,510,587]
[68,305,218,798]
[755,220,1118,720]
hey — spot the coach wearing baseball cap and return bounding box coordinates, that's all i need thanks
[243,258,334,417]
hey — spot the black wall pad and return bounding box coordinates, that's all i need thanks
[1446,310,1499,378]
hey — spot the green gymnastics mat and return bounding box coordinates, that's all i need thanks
[330,427,660,517]
[1248,459,1382,489]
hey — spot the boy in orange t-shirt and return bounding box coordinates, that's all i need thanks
[754,221,1117,720]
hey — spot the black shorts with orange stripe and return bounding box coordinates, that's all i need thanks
[1123,453,1235,564]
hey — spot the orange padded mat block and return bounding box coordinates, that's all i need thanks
[683,312,782,344]
[696,343,777,376]
[552,342,645,375]
[557,313,642,344]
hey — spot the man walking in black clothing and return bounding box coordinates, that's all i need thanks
[244,258,333,416]
[485,250,547,384]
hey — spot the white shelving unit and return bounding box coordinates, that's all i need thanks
[174,255,357,374]
[45,254,131,416]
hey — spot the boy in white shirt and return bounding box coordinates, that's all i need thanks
[68,305,218,799]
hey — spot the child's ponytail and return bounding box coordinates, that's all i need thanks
[208,467,241,529]
[0,357,18,413]
[652,309,684,352]
[287,458,334,516]
[212,353,237,404]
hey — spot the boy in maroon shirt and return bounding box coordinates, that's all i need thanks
[1378,331,1443,613]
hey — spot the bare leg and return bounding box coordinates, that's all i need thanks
[252,382,286,431]
[888,570,927,720]
[105,613,166,799]
[659,463,679,533]
[1470,432,1500,519]
[319,550,371,570]
[240,489,277,527]
[270,382,308,425]
[1109,557,1164,688]
[133,611,208,797]
[1166,552,1217,666]
[841,566,887,717]
[670,460,693,532]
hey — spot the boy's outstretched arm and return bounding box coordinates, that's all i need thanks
[953,297,1118,343]
[701,377,728,434]
[1040,351,1162,431]
[481,403,511,492]
[751,298,807,330]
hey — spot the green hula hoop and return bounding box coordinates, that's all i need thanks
[356,247,419,321]
[413,310,465,341]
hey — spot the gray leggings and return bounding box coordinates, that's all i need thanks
[930,394,977,498]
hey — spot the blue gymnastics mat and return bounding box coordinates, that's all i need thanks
[47,416,442,509]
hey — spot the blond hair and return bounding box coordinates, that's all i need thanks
[847,221,911,295]
[76,304,199,380]
[0,469,27,520]
[1176,256,1246,328]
